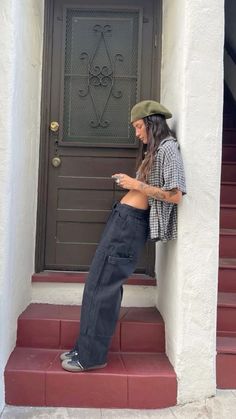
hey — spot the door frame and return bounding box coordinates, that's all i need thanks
[35,0,162,273]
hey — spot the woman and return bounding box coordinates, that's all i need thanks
[61,100,186,372]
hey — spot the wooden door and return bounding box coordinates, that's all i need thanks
[36,0,161,274]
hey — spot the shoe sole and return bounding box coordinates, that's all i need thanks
[61,361,107,372]
[60,353,72,361]
[60,351,78,361]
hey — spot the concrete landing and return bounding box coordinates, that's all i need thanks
[1,390,236,418]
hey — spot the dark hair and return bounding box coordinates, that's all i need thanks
[137,114,174,182]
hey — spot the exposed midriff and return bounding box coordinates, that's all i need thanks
[120,189,149,210]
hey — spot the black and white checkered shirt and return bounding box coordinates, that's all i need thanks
[147,136,186,241]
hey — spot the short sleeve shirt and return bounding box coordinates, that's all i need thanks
[147,136,186,241]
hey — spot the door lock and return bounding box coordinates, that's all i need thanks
[50,121,59,132]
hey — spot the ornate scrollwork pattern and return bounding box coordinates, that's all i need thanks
[78,25,124,128]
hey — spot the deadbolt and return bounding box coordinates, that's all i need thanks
[50,121,59,132]
[51,156,61,168]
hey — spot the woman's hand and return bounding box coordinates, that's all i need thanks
[112,173,139,190]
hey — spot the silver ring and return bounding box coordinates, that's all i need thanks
[116,179,120,185]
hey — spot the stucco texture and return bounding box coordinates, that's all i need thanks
[0,0,44,411]
[158,0,224,404]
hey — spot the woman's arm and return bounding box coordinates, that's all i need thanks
[112,173,182,204]
[137,182,182,204]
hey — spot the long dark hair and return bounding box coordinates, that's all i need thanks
[137,114,174,182]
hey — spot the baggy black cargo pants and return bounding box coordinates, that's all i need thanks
[73,202,149,368]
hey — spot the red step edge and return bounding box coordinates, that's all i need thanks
[217,336,236,354]
[217,292,236,308]
[222,161,236,166]
[32,271,156,286]
[220,228,236,236]
[219,258,236,269]
[221,204,236,209]
[221,181,236,185]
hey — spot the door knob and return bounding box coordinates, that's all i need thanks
[50,121,59,132]
[51,156,61,168]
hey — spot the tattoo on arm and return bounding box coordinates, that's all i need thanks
[139,182,179,202]
[139,182,166,201]
[139,182,149,191]
[151,190,166,200]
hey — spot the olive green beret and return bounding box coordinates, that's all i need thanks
[130,100,172,123]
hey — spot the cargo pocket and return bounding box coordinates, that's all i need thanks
[107,254,135,280]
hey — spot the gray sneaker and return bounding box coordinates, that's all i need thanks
[60,349,79,361]
[61,357,107,372]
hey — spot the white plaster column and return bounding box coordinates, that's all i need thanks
[0,0,15,410]
[0,0,44,411]
[157,0,224,403]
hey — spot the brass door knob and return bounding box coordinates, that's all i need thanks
[50,121,59,132]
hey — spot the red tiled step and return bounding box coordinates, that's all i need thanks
[219,229,236,258]
[120,307,165,352]
[32,271,156,286]
[16,304,165,353]
[221,162,236,181]
[217,336,236,388]
[220,182,236,204]
[220,205,236,229]
[222,145,236,161]
[217,292,236,336]
[223,128,236,144]
[219,259,236,292]
[5,347,177,408]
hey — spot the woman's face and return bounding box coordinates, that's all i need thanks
[132,119,148,144]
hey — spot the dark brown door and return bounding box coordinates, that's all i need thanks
[39,0,160,273]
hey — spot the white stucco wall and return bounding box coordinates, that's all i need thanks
[0,0,44,412]
[32,283,156,307]
[157,0,224,404]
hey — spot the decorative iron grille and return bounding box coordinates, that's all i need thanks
[62,9,141,146]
